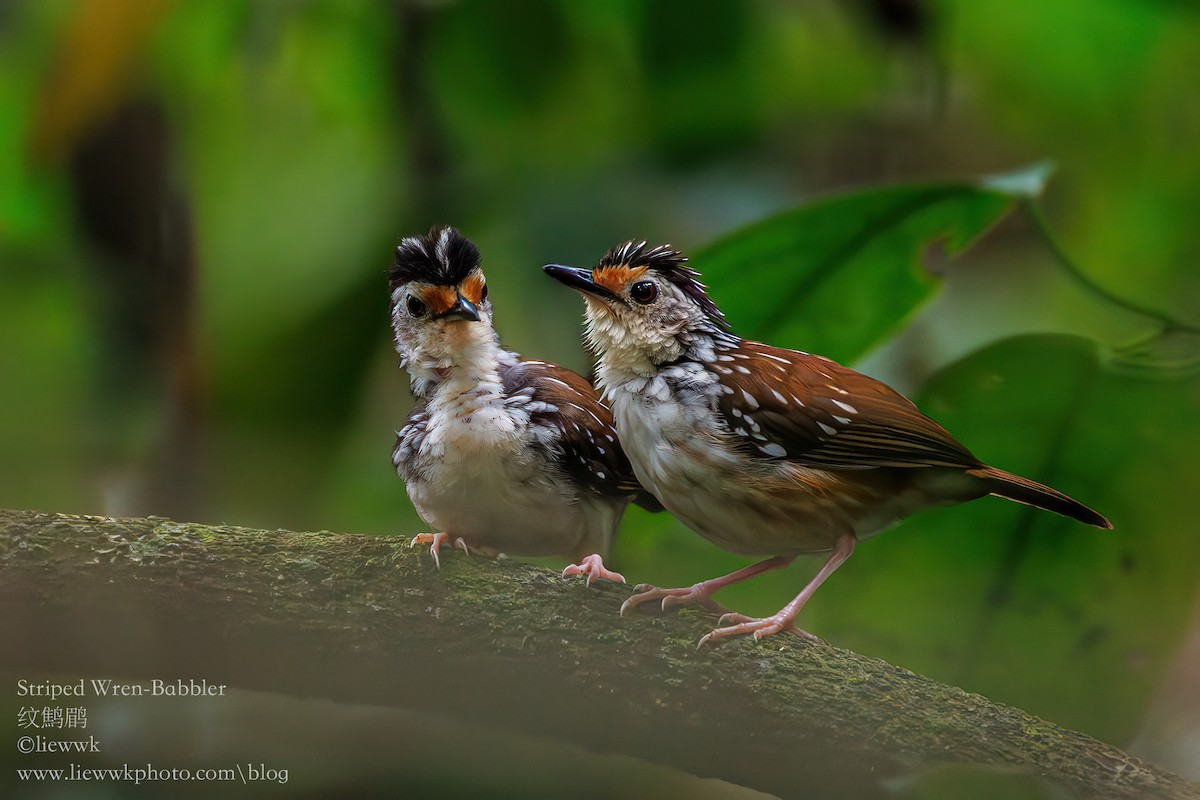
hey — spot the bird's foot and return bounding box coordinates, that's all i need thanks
[561,553,625,587]
[410,532,470,569]
[620,583,731,617]
[697,611,821,649]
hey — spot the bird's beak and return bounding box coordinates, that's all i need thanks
[542,265,618,302]
[437,293,480,322]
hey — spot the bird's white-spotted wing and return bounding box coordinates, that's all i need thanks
[709,341,980,470]
[502,359,659,507]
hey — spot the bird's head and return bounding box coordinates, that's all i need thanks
[544,241,728,376]
[390,226,495,382]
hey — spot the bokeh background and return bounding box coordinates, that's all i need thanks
[3,0,1199,796]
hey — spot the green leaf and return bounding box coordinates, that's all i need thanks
[812,334,1200,742]
[692,176,1028,363]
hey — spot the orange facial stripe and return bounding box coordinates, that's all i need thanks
[419,285,459,315]
[458,272,487,306]
[591,264,648,296]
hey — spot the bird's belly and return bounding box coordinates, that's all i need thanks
[406,392,622,559]
[655,464,930,556]
[402,388,607,556]
[408,448,596,556]
[615,397,931,556]
[651,468,859,556]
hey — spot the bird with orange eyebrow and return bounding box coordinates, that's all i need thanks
[545,241,1110,646]
[390,227,655,584]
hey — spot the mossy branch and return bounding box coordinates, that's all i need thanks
[0,508,1193,799]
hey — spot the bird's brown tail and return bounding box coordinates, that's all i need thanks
[966,466,1112,529]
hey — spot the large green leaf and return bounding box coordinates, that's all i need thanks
[692,175,1033,362]
[811,334,1200,743]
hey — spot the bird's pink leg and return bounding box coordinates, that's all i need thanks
[562,553,626,586]
[410,532,471,569]
[698,533,856,648]
[620,555,796,616]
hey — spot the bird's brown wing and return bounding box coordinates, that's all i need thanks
[711,341,981,470]
[503,358,659,508]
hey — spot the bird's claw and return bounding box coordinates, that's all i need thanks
[619,585,680,616]
[662,591,731,615]
[716,611,754,626]
[660,594,693,612]
[410,532,470,570]
[561,554,625,587]
[620,583,731,617]
[696,613,822,649]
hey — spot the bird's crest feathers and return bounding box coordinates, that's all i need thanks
[391,225,481,289]
[598,240,728,329]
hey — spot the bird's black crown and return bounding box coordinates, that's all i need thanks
[390,226,481,290]
[601,240,727,328]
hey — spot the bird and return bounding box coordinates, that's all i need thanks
[390,226,652,585]
[544,240,1111,646]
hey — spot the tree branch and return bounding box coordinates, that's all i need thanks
[1,508,1193,799]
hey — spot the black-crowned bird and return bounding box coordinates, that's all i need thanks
[390,226,654,584]
[544,241,1110,645]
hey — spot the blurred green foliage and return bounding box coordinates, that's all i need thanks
[694,174,1025,360]
[2,0,1200,795]
[830,335,1200,741]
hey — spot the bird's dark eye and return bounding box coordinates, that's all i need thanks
[480,282,488,301]
[406,294,428,317]
[630,281,658,304]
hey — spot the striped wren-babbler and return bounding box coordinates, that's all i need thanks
[545,241,1111,645]
[390,227,651,584]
